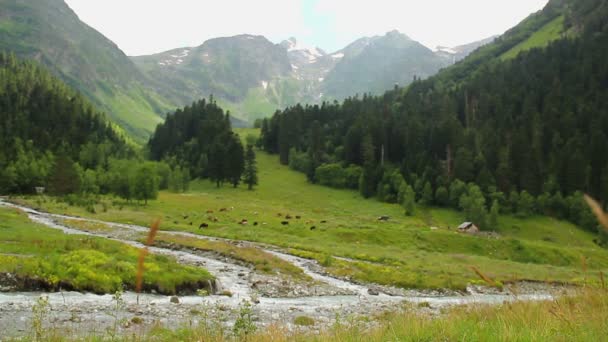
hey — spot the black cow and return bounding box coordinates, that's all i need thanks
[199,223,209,229]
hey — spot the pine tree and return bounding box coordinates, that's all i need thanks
[48,155,80,196]
[243,145,258,191]
[359,134,377,198]
[421,181,434,205]
[401,184,416,216]
[489,200,500,229]
[307,121,323,182]
[226,135,245,188]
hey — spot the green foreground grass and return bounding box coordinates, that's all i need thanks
[0,207,212,294]
[14,128,608,290]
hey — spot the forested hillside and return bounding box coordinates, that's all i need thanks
[0,0,174,141]
[0,53,128,193]
[0,53,193,204]
[259,0,608,235]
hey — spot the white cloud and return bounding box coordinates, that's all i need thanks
[65,0,550,55]
[314,0,550,49]
[65,0,308,55]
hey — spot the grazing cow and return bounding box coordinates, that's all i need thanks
[310,226,316,231]
[239,219,249,225]
[320,220,327,224]
[206,210,214,214]
[378,216,390,222]
[253,222,259,226]
[173,221,179,224]
[199,223,209,229]
[277,213,283,217]
[189,222,193,226]
[219,208,228,212]
[183,215,189,220]
[281,221,289,226]
[285,214,293,220]
[296,216,301,219]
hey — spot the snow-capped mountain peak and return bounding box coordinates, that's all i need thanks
[281,37,326,63]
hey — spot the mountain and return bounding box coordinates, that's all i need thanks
[133,31,482,123]
[435,36,498,63]
[321,30,449,100]
[259,0,608,232]
[0,0,174,141]
[132,35,300,123]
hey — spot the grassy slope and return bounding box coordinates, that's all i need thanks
[501,15,566,60]
[0,207,212,295]
[0,0,173,143]
[16,128,608,290]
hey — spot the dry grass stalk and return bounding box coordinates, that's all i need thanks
[581,255,588,285]
[584,194,608,231]
[136,219,161,293]
[470,266,496,287]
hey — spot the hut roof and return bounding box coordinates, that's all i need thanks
[458,222,473,229]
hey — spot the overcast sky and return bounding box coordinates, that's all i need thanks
[65,0,550,56]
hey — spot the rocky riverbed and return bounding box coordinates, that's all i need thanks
[0,199,561,338]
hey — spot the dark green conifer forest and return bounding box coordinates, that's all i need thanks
[259,0,608,233]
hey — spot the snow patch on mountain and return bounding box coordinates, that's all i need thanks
[158,49,191,66]
[435,46,457,54]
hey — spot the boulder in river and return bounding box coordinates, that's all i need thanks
[368,288,380,296]
[170,296,180,304]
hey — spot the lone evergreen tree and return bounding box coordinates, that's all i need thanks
[226,134,245,188]
[243,145,258,190]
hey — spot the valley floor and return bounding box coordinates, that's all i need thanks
[1,131,607,340]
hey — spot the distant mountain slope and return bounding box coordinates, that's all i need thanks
[0,0,173,141]
[321,30,449,100]
[132,35,297,122]
[133,31,480,122]
[435,36,498,63]
[433,0,574,86]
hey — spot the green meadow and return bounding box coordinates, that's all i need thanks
[15,128,608,290]
[0,207,212,294]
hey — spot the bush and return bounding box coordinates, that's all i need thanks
[294,316,315,326]
[344,165,363,189]
[288,148,310,173]
[316,163,347,188]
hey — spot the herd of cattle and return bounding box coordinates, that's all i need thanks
[190,208,332,231]
[174,208,392,231]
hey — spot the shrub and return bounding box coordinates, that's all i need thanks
[316,163,347,188]
[294,316,315,326]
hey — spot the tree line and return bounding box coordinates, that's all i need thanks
[148,98,257,189]
[0,53,234,205]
